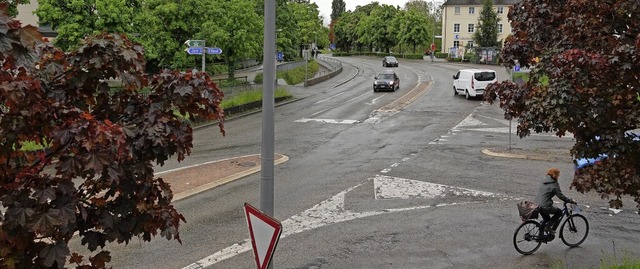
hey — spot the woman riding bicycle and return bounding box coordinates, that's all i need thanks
[534,168,576,235]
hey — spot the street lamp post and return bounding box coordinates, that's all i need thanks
[432,0,436,45]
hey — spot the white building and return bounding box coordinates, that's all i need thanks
[441,0,519,54]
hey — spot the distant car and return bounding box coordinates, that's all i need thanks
[452,69,497,100]
[373,70,400,92]
[382,56,399,67]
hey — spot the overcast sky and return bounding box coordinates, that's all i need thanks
[311,0,444,26]
[312,0,412,25]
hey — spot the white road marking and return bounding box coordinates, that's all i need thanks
[314,92,346,104]
[367,93,387,105]
[345,91,371,103]
[373,175,512,200]
[182,178,514,268]
[454,114,487,128]
[295,118,359,124]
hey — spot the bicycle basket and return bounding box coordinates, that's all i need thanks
[517,200,539,221]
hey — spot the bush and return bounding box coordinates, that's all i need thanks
[436,52,448,58]
[254,60,319,86]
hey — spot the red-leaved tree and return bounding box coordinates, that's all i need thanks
[484,0,640,210]
[0,4,225,268]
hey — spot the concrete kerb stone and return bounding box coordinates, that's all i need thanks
[482,148,572,163]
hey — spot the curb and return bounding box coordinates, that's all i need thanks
[171,154,290,201]
[481,148,572,162]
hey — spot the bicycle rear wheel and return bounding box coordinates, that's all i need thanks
[560,214,589,247]
[513,220,542,255]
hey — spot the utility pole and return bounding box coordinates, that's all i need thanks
[432,0,436,45]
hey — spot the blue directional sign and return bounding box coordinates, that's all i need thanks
[186,47,203,55]
[277,51,284,61]
[207,47,222,55]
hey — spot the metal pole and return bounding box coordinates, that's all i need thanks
[432,0,436,45]
[509,119,512,150]
[261,0,275,219]
[304,50,308,86]
[202,40,206,73]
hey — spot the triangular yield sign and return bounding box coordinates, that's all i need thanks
[244,203,282,269]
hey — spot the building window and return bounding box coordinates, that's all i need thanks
[468,24,474,33]
[454,7,460,14]
[454,23,460,33]
[498,24,503,33]
[454,41,460,48]
[497,7,504,14]
[469,7,475,14]
[467,41,474,47]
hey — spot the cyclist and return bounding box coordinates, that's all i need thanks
[534,168,576,235]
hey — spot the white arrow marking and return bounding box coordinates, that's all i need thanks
[182,179,514,268]
[295,118,360,124]
[373,175,511,200]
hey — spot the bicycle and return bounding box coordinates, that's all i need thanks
[513,202,589,255]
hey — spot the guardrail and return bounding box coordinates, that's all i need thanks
[305,56,343,86]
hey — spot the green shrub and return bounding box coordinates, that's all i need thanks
[277,60,319,85]
[254,72,263,84]
[220,87,291,109]
[402,53,424,59]
[436,52,448,58]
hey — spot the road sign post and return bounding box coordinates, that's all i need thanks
[244,203,282,269]
[184,39,206,72]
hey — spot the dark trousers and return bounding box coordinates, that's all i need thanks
[540,207,563,230]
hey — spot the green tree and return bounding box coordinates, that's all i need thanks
[484,0,640,209]
[330,0,345,21]
[404,0,429,13]
[395,9,430,53]
[2,0,29,17]
[200,0,263,79]
[358,4,398,53]
[0,8,225,268]
[333,11,356,51]
[472,0,501,47]
[35,0,141,51]
[290,2,323,55]
[133,0,208,72]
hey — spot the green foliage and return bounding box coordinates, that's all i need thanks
[277,60,319,85]
[436,52,448,58]
[330,0,346,22]
[357,4,398,53]
[200,0,263,79]
[221,88,291,109]
[485,0,640,209]
[0,11,224,268]
[36,0,140,51]
[473,0,501,47]
[394,9,431,53]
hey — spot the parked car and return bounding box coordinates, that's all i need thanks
[373,70,400,92]
[382,56,399,67]
[452,69,497,100]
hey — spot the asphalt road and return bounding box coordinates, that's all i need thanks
[80,56,640,269]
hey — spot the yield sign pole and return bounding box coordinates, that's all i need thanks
[244,203,282,269]
[261,0,276,265]
[261,0,275,217]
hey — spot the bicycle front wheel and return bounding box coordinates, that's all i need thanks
[560,214,589,247]
[513,220,542,255]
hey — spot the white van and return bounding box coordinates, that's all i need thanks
[452,69,497,100]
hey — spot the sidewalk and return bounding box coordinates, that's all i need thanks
[159,154,289,201]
